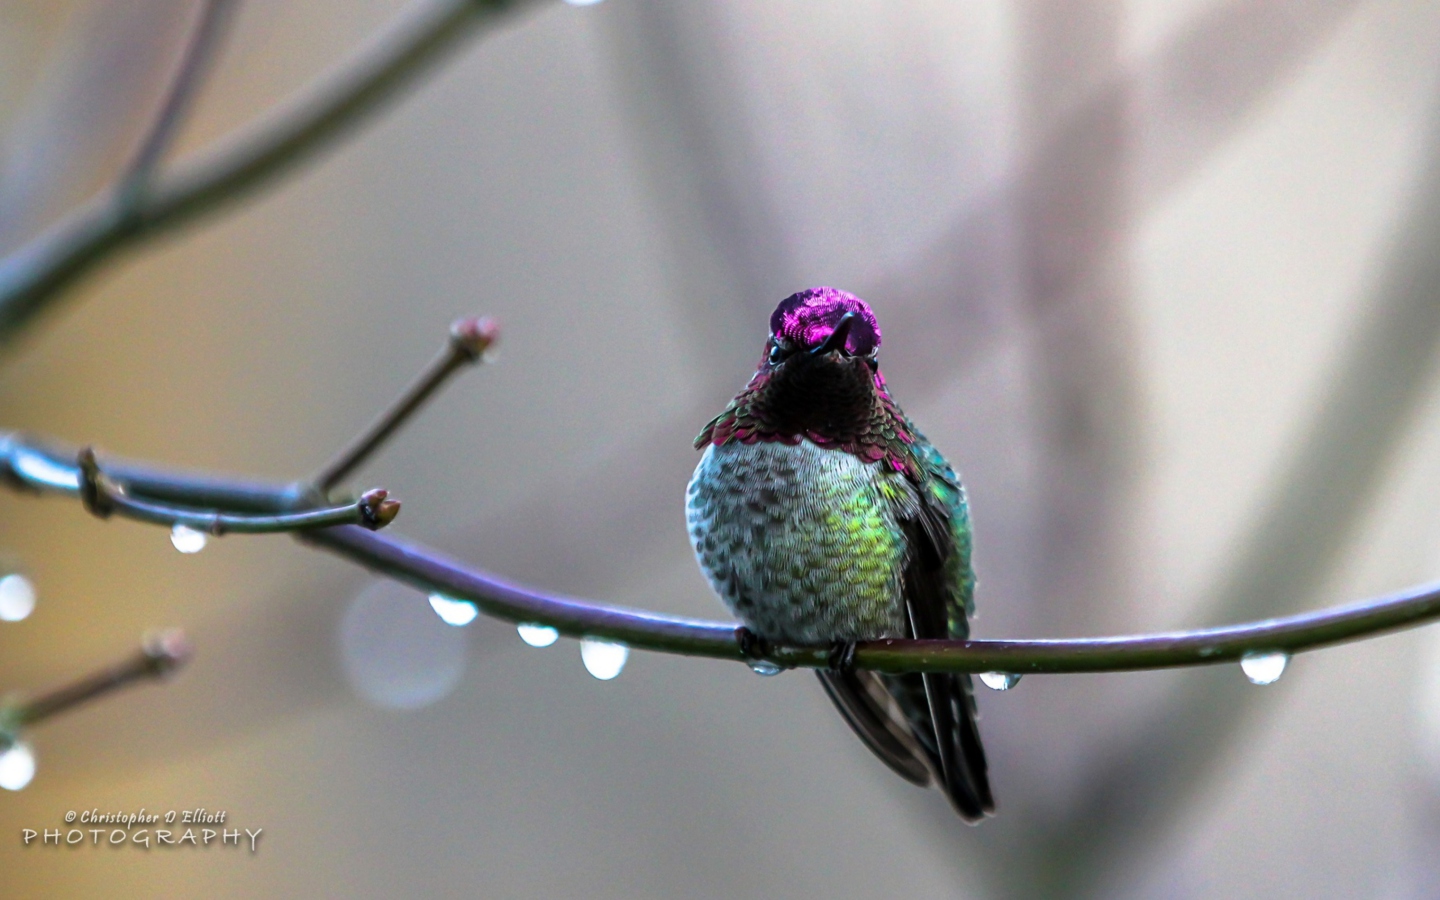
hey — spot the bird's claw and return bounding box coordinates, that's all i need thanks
[736,626,772,661]
[828,641,857,673]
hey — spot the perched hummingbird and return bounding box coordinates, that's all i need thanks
[686,287,994,821]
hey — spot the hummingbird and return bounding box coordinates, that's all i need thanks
[686,286,994,821]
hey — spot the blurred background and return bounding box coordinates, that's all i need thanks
[2,0,1440,896]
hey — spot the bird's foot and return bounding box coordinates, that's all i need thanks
[828,641,857,674]
[736,626,772,661]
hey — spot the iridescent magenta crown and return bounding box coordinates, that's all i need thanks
[769,287,881,357]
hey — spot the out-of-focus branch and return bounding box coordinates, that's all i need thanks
[315,315,498,492]
[1,630,192,738]
[5,429,1440,674]
[117,0,240,205]
[0,0,543,344]
[1018,88,1440,900]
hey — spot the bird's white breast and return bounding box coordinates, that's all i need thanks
[685,440,908,644]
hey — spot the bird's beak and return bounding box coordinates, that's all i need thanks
[811,312,856,356]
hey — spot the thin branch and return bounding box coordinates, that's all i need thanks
[314,315,498,491]
[305,525,748,658]
[117,0,240,205]
[3,630,192,733]
[0,0,544,344]
[0,432,314,512]
[143,0,534,230]
[75,447,399,534]
[3,430,1440,675]
[302,525,1440,673]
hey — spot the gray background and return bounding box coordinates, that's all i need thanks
[3,0,1440,896]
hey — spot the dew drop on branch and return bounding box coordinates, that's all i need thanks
[0,741,35,791]
[427,594,477,627]
[170,524,207,554]
[580,638,628,680]
[1240,650,1288,685]
[978,672,1021,691]
[0,573,36,622]
[748,660,783,676]
[517,623,559,648]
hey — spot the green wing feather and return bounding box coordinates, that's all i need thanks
[818,420,994,821]
[895,422,993,819]
[909,426,977,625]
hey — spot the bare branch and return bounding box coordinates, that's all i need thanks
[314,315,498,492]
[73,447,399,534]
[0,431,312,512]
[303,525,1440,673]
[143,0,536,230]
[117,0,241,205]
[3,630,192,734]
[0,0,544,344]
[3,430,1440,675]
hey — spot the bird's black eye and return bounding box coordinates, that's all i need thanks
[769,340,794,365]
[866,353,879,370]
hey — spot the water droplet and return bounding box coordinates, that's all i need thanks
[517,623,559,648]
[979,671,1021,691]
[0,574,36,622]
[1240,650,1288,685]
[427,594,478,627]
[170,524,207,554]
[0,740,35,790]
[748,660,783,676]
[580,638,628,680]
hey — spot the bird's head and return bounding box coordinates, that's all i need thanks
[744,287,890,436]
[766,286,882,369]
[695,287,908,458]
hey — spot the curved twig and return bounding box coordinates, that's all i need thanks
[315,315,498,491]
[117,0,240,204]
[0,0,543,343]
[72,447,399,534]
[303,525,1440,673]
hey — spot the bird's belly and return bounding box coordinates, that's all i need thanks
[686,440,908,644]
